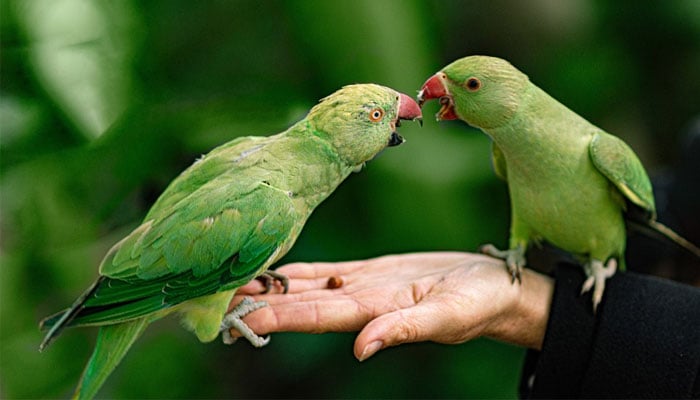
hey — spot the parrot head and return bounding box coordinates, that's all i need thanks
[307,84,422,166]
[417,56,529,130]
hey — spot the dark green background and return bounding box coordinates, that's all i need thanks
[2,1,699,398]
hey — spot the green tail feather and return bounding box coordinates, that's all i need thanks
[627,219,700,259]
[73,318,149,400]
[647,220,700,258]
[40,277,105,351]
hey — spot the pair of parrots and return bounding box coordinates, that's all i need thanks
[40,56,700,399]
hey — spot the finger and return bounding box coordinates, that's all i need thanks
[234,287,344,310]
[353,302,454,362]
[273,259,370,279]
[284,276,349,293]
[229,275,358,316]
[236,273,352,298]
[235,297,375,336]
[236,280,266,295]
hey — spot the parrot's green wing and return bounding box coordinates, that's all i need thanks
[71,182,297,326]
[144,135,269,221]
[41,129,301,328]
[490,141,508,181]
[589,132,656,217]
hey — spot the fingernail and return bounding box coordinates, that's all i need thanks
[359,340,383,362]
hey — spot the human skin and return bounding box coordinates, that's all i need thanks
[232,252,554,361]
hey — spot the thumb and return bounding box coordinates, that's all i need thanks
[353,303,446,361]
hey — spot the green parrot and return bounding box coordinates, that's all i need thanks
[417,55,700,311]
[40,83,422,399]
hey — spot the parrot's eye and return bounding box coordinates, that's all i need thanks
[466,77,481,92]
[369,108,384,122]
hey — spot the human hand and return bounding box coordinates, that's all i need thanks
[231,252,553,361]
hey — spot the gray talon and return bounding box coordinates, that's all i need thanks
[257,270,290,294]
[480,243,526,284]
[580,258,617,313]
[220,296,270,347]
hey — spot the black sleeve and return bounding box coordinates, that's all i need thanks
[520,263,700,399]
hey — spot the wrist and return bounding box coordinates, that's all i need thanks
[487,268,554,349]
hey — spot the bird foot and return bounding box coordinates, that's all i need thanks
[256,270,289,294]
[479,243,526,284]
[220,296,270,347]
[580,258,617,313]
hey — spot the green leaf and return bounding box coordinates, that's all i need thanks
[12,0,141,139]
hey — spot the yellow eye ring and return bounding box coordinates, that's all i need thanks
[369,108,384,122]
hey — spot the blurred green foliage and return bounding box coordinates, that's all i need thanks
[1,0,699,398]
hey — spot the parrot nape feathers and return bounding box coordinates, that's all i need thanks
[418,55,700,311]
[39,83,422,399]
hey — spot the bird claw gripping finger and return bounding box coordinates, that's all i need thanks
[479,244,526,284]
[220,296,270,347]
[256,270,290,294]
[580,258,617,313]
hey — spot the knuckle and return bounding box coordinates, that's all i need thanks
[392,311,420,343]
